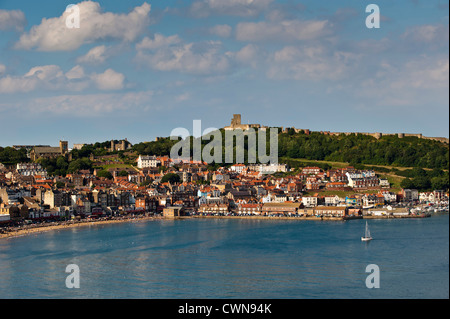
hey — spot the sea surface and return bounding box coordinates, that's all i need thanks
[0,214,448,299]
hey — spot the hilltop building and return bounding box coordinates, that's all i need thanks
[30,141,68,162]
[224,114,265,131]
[110,139,132,152]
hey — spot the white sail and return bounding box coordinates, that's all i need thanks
[362,221,373,241]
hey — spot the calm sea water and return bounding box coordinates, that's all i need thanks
[0,214,448,299]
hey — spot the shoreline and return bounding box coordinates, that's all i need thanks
[0,213,437,240]
[0,215,161,240]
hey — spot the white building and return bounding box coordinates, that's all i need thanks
[379,179,390,188]
[137,155,160,169]
[250,164,288,174]
[324,195,341,206]
[302,196,318,207]
[380,191,397,203]
[16,163,47,177]
[229,164,246,174]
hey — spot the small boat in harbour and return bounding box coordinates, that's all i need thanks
[361,221,373,242]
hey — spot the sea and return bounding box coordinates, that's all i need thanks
[0,213,448,299]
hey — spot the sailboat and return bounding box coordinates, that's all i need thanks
[361,221,373,241]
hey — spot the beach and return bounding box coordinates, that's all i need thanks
[0,215,161,240]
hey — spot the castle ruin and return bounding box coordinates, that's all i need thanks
[224,114,265,131]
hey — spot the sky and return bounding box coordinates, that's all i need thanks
[0,0,448,147]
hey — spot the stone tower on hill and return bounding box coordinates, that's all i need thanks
[224,114,263,131]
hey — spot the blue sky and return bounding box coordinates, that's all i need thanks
[0,0,448,147]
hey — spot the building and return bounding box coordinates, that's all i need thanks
[229,164,247,174]
[262,202,302,215]
[402,189,419,202]
[163,206,184,218]
[302,167,321,175]
[0,203,29,220]
[30,141,68,161]
[110,139,132,152]
[16,163,48,177]
[198,203,229,214]
[249,164,288,174]
[73,144,85,150]
[302,196,318,207]
[137,155,161,169]
[224,114,263,131]
[237,203,262,215]
[44,189,65,209]
[324,195,342,206]
[346,172,380,189]
[379,179,390,188]
[135,196,159,212]
[314,206,348,217]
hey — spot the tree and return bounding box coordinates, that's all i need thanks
[412,176,431,190]
[431,175,450,191]
[400,178,415,189]
[118,170,129,177]
[97,170,113,179]
[56,157,68,170]
[161,173,181,184]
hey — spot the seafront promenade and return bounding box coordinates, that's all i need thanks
[0,211,435,240]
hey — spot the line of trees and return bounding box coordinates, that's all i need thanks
[396,167,449,191]
[278,132,449,169]
[132,130,449,170]
[0,147,28,166]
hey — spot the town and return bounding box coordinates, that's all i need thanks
[1,139,448,233]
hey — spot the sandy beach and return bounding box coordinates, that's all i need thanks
[0,215,161,240]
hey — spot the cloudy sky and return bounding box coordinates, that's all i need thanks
[0,0,448,147]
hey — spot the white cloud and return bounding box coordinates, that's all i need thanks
[0,64,125,93]
[378,56,449,91]
[0,74,38,93]
[236,19,333,42]
[209,24,232,38]
[13,91,155,116]
[189,0,273,17]
[267,45,359,81]
[227,44,261,68]
[77,45,109,64]
[0,9,26,31]
[15,1,151,51]
[401,24,449,45]
[65,65,86,80]
[0,64,6,75]
[355,55,449,108]
[175,92,191,102]
[91,68,125,90]
[136,34,181,50]
[136,35,231,75]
